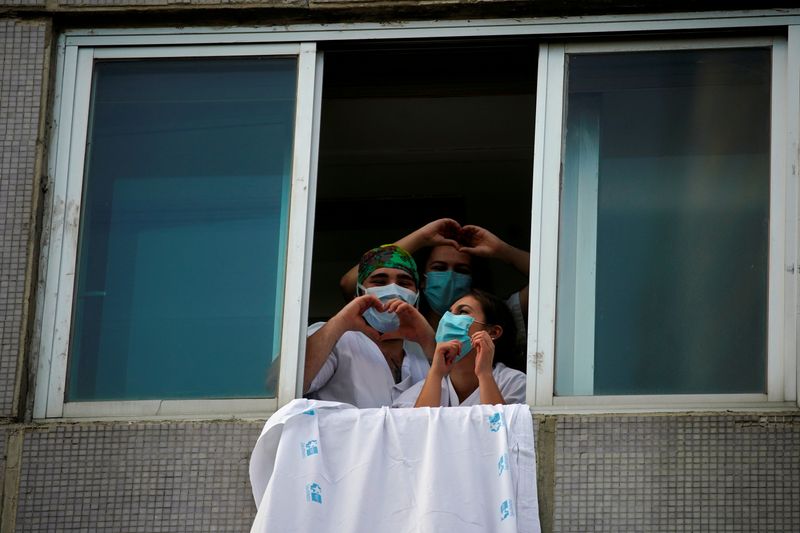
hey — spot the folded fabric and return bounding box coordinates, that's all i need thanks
[250,399,540,533]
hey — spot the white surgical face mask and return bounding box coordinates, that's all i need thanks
[358,283,418,333]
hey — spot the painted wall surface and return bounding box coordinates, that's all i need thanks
[1,6,800,533]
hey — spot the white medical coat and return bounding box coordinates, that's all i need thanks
[305,322,431,408]
[250,399,540,533]
[392,363,527,408]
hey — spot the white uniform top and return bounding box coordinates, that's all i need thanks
[305,322,431,409]
[392,363,526,408]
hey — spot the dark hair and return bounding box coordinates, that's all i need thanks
[467,288,519,369]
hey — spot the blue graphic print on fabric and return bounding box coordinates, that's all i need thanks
[488,412,503,432]
[500,499,514,521]
[306,482,322,504]
[302,440,319,457]
[498,453,508,476]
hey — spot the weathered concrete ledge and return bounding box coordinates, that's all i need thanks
[1,1,799,30]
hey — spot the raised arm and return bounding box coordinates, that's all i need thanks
[303,294,382,393]
[459,225,530,315]
[472,331,505,405]
[414,340,460,407]
[338,219,462,299]
[381,299,436,359]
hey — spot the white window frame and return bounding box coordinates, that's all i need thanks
[527,36,800,412]
[33,11,800,420]
[34,42,321,419]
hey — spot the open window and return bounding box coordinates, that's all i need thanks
[36,43,318,418]
[36,24,799,419]
[309,39,537,333]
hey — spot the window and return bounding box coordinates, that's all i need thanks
[35,43,319,418]
[530,38,796,407]
[36,18,800,419]
[69,58,296,402]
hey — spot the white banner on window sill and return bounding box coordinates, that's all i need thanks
[249,399,540,533]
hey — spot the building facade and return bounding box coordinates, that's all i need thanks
[1,1,799,531]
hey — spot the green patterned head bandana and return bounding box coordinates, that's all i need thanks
[357,245,419,287]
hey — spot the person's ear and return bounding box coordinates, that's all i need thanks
[488,325,503,341]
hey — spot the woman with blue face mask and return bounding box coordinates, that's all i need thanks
[392,289,526,407]
[339,219,530,337]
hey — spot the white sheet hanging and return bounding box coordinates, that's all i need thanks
[249,399,540,533]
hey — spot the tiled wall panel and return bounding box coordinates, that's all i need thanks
[554,414,800,532]
[0,1,46,6]
[57,0,300,6]
[0,19,47,418]
[16,421,263,532]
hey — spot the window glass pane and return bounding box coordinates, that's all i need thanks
[556,48,770,396]
[67,57,297,401]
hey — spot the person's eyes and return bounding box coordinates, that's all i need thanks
[455,267,472,275]
[429,264,447,272]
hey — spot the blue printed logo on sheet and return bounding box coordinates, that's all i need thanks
[500,499,514,521]
[498,453,508,476]
[488,412,503,432]
[306,482,322,504]
[302,409,316,416]
[302,439,319,458]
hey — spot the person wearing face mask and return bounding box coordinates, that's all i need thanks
[338,219,530,369]
[392,289,526,408]
[303,245,435,408]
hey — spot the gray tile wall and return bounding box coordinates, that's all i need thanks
[0,1,46,6]
[55,0,298,6]
[9,414,800,532]
[554,414,800,532]
[0,19,47,418]
[15,421,263,532]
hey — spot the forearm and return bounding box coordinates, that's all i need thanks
[414,372,445,407]
[477,372,506,405]
[417,333,436,361]
[303,318,347,393]
[339,227,429,298]
[394,228,432,255]
[498,241,530,276]
[339,266,359,300]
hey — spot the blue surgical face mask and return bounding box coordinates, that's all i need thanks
[359,283,418,334]
[434,311,475,362]
[423,271,472,316]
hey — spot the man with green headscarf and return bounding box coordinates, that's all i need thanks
[304,245,435,408]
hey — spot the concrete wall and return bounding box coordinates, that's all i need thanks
[15,422,261,531]
[1,4,799,532]
[0,18,47,420]
[0,415,797,531]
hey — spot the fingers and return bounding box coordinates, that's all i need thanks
[354,320,382,342]
[471,331,495,356]
[471,330,493,345]
[435,340,461,367]
[429,219,462,248]
[382,298,407,314]
[381,300,432,342]
[352,293,384,313]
